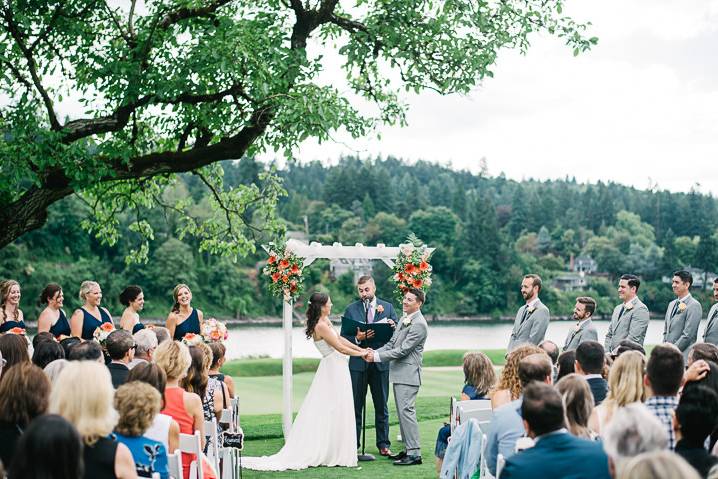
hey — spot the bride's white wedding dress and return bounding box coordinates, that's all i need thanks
[242,335,358,471]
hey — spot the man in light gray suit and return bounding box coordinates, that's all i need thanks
[605,274,650,352]
[563,297,599,351]
[663,270,703,358]
[508,274,550,352]
[703,278,718,345]
[365,287,428,466]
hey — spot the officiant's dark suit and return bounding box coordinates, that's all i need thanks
[341,276,398,454]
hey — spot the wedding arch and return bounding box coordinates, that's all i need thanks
[263,238,435,437]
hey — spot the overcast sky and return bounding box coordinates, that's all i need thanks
[265,0,718,196]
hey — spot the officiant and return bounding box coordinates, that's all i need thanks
[341,275,398,457]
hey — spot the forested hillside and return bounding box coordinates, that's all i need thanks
[2,156,717,320]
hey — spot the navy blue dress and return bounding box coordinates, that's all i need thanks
[0,318,26,333]
[49,310,71,338]
[79,307,113,340]
[172,308,200,340]
[435,385,486,459]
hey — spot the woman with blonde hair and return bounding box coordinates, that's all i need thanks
[492,344,544,409]
[618,450,700,479]
[166,284,203,341]
[556,373,599,439]
[595,350,646,433]
[70,281,114,340]
[50,360,136,479]
[154,340,209,479]
[0,279,26,333]
[114,382,169,479]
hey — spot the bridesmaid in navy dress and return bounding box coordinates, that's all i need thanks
[69,281,114,340]
[119,285,146,334]
[37,283,72,338]
[0,280,26,333]
[166,283,203,341]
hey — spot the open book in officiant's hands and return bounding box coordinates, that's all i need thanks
[340,317,394,346]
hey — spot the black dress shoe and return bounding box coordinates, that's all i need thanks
[393,455,422,466]
[388,450,407,460]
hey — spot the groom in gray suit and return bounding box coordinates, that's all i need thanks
[365,287,428,466]
[703,278,718,345]
[663,270,703,358]
[507,274,550,352]
[563,297,599,351]
[604,274,650,352]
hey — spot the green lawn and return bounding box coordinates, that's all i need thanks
[236,367,464,478]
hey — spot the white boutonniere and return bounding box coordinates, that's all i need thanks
[376,304,384,314]
[625,302,634,311]
[678,302,687,312]
[527,306,536,314]
[402,315,412,326]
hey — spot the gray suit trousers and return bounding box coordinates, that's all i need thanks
[393,383,420,454]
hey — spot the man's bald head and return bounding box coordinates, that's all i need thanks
[518,353,553,388]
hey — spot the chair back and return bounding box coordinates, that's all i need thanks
[456,399,492,432]
[167,449,183,479]
[496,453,506,478]
[204,417,220,473]
[179,431,204,479]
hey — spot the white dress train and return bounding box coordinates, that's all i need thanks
[242,337,358,471]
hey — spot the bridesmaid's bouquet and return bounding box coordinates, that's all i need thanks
[7,327,31,346]
[182,333,203,346]
[93,322,115,344]
[201,318,228,343]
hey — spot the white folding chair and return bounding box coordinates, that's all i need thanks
[179,431,203,479]
[479,432,490,478]
[496,453,506,478]
[167,449,183,479]
[220,408,233,428]
[204,418,220,474]
[456,400,492,432]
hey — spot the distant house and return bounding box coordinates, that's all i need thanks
[554,272,589,292]
[662,266,718,289]
[571,255,598,274]
[330,258,373,281]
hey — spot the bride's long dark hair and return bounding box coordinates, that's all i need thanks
[305,292,329,339]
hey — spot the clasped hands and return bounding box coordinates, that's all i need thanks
[362,347,375,362]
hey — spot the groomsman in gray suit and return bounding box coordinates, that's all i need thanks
[507,274,550,352]
[365,287,428,466]
[703,278,718,345]
[563,297,599,351]
[663,270,703,358]
[604,274,650,352]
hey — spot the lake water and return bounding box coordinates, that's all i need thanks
[223,319,713,359]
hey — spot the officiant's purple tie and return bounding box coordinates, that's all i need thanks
[368,304,375,323]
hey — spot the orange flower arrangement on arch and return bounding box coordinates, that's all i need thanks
[263,241,305,302]
[392,235,433,301]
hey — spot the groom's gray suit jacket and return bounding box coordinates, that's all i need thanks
[375,311,428,387]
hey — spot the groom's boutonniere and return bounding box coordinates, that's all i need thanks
[679,302,687,312]
[376,304,384,314]
[402,315,412,326]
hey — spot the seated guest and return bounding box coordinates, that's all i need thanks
[208,342,236,398]
[602,403,667,478]
[49,360,137,479]
[609,339,646,359]
[556,350,576,382]
[154,341,207,479]
[556,373,599,439]
[7,414,84,479]
[128,329,157,369]
[59,336,81,357]
[67,340,104,362]
[44,358,69,385]
[114,382,170,479]
[128,362,180,454]
[435,352,496,471]
[619,451,701,479]
[689,343,718,365]
[32,338,65,369]
[644,344,684,449]
[492,344,543,409]
[153,327,171,345]
[539,340,559,374]
[183,343,227,435]
[595,351,645,433]
[486,352,552,477]
[0,363,50,470]
[106,330,135,388]
[500,382,611,479]
[673,386,718,478]
[575,341,608,405]
[0,333,29,369]
[32,331,56,348]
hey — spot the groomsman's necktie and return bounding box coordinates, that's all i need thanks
[711,308,718,322]
[670,301,680,318]
[519,306,529,325]
[617,306,625,320]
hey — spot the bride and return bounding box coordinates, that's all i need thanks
[242,292,368,471]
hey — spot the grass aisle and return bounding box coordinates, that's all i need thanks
[235,368,464,478]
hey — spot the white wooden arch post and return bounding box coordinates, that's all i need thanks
[267,239,434,438]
